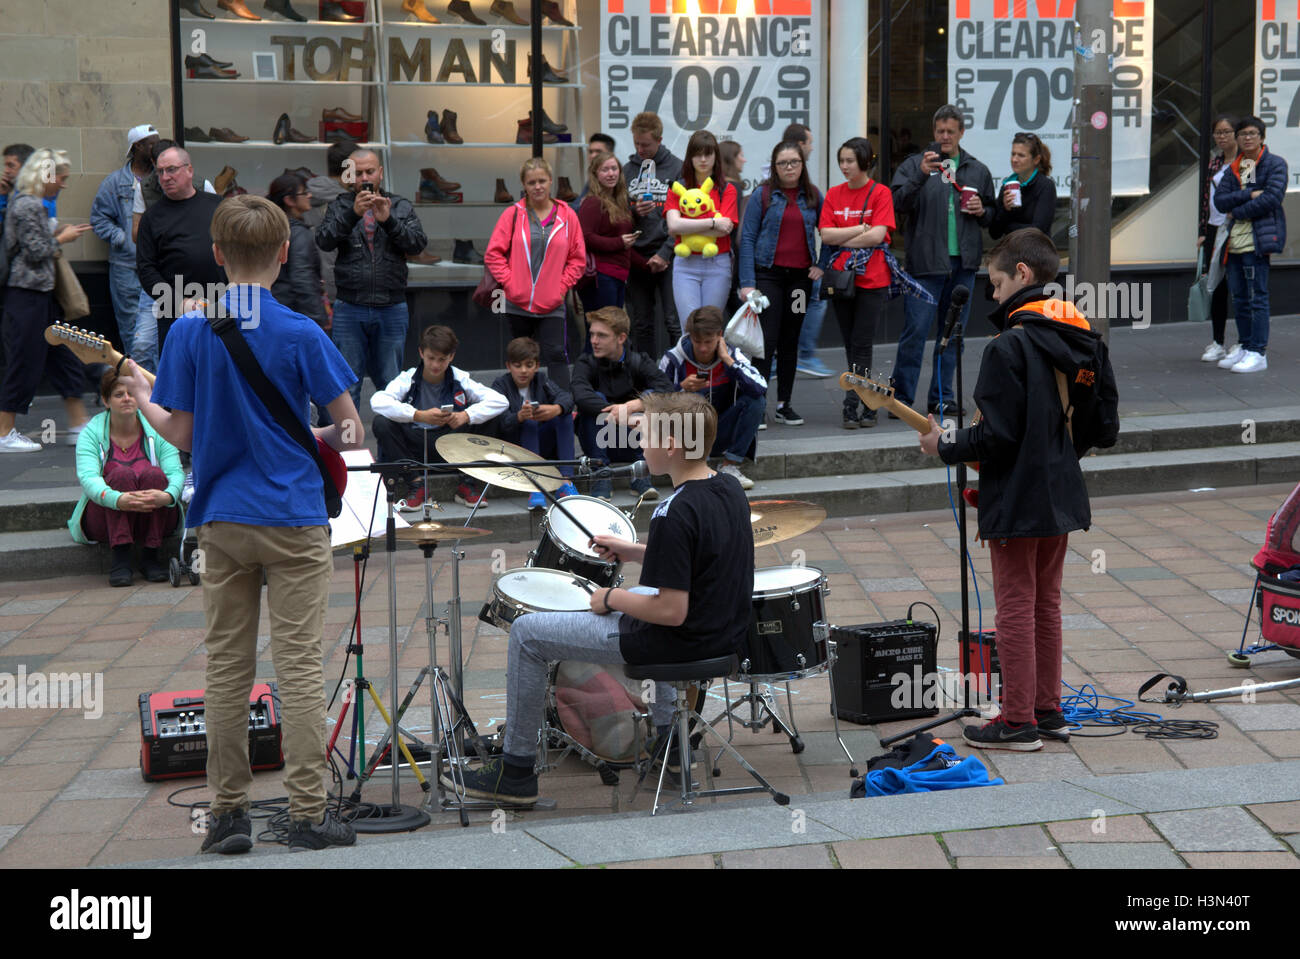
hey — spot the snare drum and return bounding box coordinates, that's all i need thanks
[480,567,594,631]
[740,565,830,679]
[528,494,637,589]
[547,661,651,765]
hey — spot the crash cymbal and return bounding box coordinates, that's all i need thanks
[748,500,827,547]
[434,433,564,493]
[395,521,492,544]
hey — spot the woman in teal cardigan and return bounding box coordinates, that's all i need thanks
[69,369,184,586]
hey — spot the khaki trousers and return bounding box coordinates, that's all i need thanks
[198,521,331,822]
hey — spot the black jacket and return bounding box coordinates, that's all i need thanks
[623,145,686,266]
[989,172,1057,240]
[490,369,574,445]
[315,188,427,307]
[271,216,326,326]
[571,347,675,416]
[937,286,1109,540]
[890,150,995,274]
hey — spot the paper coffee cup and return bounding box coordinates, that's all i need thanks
[960,186,980,211]
[1005,181,1022,208]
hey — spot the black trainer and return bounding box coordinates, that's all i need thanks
[288,809,356,851]
[442,758,538,806]
[1034,709,1071,743]
[200,808,253,855]
[773,404,804,426]
[859,409,878,428]
[962,717,1042,751]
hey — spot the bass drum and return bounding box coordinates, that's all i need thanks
[547,662,651,765]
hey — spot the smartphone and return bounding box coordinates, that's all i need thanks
[440,404,454,412]
[632,230,643,237]
[529,400,540,408]
[361,182,376,193]
[926,141,942,158]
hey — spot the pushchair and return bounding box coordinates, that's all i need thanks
[166,500,200,587]
[1228,479,1300,667]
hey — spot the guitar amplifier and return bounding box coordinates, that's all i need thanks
[830,621,939,725]
[138,684,284,782]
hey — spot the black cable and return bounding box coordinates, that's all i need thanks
[906,600,942,644]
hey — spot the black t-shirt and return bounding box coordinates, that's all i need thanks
[136,191,227,319]
[619,472,754,664]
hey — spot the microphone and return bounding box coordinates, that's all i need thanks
[578,458,649,481]
[938,285,971,351]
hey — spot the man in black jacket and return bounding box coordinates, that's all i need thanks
[920,229,1118,753]
[891,105,995,416]
[315,149,427,407]
[572,306,674,500]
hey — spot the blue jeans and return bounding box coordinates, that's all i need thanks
[712,393,764,464]
[672,252,733,320]
[797,295,827,359]
[895,258,976,409]
[579,273,626,312]
[1224,251,1270,354]
[520,415,576,478]
[133,290,159,374]
[576,401,643,467]
[107,261,142,358]
[332,300,408,407]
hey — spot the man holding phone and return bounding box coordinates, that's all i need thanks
[622,112,685,357]
[890,105,996,418]
[317,148,427,409]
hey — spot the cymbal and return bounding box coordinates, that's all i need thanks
[395,521,493,544]
[748,500,827,547]
[435,433,564,493]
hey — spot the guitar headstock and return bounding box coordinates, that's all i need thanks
[838,370,895,411]
[44,324,118,366]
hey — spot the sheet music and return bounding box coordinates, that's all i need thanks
[330,449,408,549]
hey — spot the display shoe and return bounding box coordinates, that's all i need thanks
[401,0,439,21]
[183,126,212,143]
[272,113,291,144]
[321,0,362,21]
[540,0,573,25]
[285,125,314,143]
[530,108,568,134]
[447,0,486,24]
[263,0,306,20]
[453,239,485,264]
[410,249,442,264]
[494,178,514,203]
[322,106,364,123]
[189,52,235,69]
[528,54,569,84]
[416,179,461,204]
[555,176,577,202]
[441,109,464,144]
[425,110,445,144]
[182,0,217,17]
[516,119,558,144]
[185,56,239,79]
[324,129,359,144]
[217,0,261,19]
[213,165,238,195]
[209,126,249,143]
[490,0,528,24]
[420,167,461,190]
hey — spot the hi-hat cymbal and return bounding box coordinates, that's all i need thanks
[395,521,492,544]
[748,500,827,547]
[435,433,564,493]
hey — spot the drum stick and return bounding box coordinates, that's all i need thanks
[517,467,599,546]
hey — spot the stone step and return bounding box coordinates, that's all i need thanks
[6,441,1296,583]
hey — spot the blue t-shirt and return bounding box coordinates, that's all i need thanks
[151,285,356,528]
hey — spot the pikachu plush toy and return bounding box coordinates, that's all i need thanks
[671,176,719,258]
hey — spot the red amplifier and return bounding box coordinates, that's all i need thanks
[138,684,284,782]
[320,120,369,143]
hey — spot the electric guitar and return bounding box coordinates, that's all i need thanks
[45,323,348,496]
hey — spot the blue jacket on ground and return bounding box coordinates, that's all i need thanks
[1214,146,1288,256]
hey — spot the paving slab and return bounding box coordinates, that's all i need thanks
[1213,704,1300,730]
[57,767,153,802]
[1061,842,1186,869]
[1046,815,1161,844]
[720,844,833,869]
[1149,806,1285,852]
[601,854,717,869]
[941,824,1054,857]
[955,854,1067,868]
[1247,801,1300,833]
[1182,852,1299,868]
[831,835,951,869]
[1064,761,1300,811]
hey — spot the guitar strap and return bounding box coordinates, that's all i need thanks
[204,305,342,518]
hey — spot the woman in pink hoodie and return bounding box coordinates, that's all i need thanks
[485,157,587,389]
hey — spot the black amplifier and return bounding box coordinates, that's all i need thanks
[138,684,284,782]
[831,620,939,725]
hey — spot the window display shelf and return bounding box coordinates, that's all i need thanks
[185,78,380,85]
[389,141,584,148]
[187,140,384,148]
[179,17,374,25]
[387,81,580,88]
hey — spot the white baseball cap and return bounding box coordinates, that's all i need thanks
[126,124,160,156]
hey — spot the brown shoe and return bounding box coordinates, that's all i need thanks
[321,0,361,21]
[527,54,569,84]
[555,177,577,202]
[540,0,573,25]
[409,250,442,265]
[322,106,363,123]
[217,0,261,19]
[420,167,461,191]
[441,109,463,144]
[209,126,249,143]
[401,0,439,22]
[490,0,528,24]
[494,178,513,203]
[447,0,486,24]
[515,119,557,144]
[285,126,314,143]
[213,165,238,195]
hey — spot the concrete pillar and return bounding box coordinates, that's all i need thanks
[827,0,869,188]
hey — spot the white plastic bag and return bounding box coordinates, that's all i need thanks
[725,290,769,358]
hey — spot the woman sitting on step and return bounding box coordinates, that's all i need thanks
[68,369,183,586]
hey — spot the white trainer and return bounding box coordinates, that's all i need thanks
[1200,342,1226,362]
[1230,350,1267,374]
[0,429,42,453]
[1217,344,1245,369]
[719,462,754,490]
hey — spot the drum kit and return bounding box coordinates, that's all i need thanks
[341,433,855,826]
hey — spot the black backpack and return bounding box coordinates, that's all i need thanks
[1053,337,1120,459]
